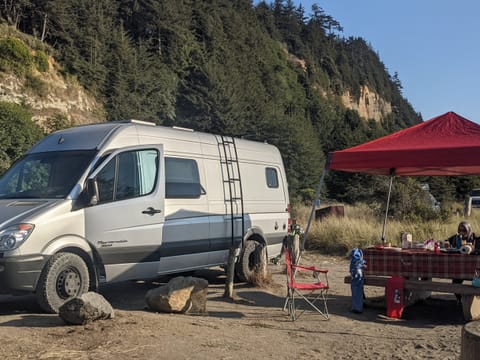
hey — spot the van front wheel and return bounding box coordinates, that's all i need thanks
[36,252,90,314]
[236,240,267,283]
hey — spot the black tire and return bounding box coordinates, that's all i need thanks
[235,239,267,283]
[36,252,90,314]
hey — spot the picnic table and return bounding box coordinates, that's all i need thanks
[344,247,480,320]
[363,247,480,280]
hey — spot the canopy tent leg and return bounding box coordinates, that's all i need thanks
[300,166,328,255]
[381,174,395,244]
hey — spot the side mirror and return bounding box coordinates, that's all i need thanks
[86,178,99,206]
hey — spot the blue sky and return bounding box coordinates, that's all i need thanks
[288,1,480,123]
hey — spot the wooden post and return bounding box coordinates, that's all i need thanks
[465,196,472,217]
[461,321,480,359]
[223,245,236,298]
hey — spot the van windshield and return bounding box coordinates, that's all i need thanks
[0,150,96,199]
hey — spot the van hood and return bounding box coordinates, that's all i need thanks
[0,199,59,227]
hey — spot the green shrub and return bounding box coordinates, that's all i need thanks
[0,59,11,72]
[0,37,33,75]
[24,73,46,94]
[44,114,73,133]
[0,101,42,174]
[369,177,446,222]
[34,50,49,72]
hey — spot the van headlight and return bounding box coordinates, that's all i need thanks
[0,224,34,251]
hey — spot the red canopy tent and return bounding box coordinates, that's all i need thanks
[328,111,480,176]
[302,112,480,247]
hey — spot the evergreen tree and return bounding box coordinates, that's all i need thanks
[3,0,435,202]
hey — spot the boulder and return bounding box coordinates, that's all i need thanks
[59,292,114,325]
[146,276,208,314]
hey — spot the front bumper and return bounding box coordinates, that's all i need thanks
[0,253,48,295]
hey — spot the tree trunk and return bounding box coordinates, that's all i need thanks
[223,245,236,298]
[41,13,47,42]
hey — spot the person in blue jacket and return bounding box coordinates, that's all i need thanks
[350,248,366,313]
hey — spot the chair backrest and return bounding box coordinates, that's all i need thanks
[284,246,295,284]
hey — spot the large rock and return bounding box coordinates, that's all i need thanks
[59,292,114,325]
[145,276,208,314]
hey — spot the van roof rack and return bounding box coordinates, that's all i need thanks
[128,119,156,126]
[172,126,194,132]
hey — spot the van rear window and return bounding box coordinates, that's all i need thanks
[266,167,279,188]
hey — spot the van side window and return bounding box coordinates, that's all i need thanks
[96,149,158,203]
[265,167,279,188]
[165,157,203,198]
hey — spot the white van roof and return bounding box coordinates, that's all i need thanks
[29,123,124,153]
[28,122,282,165]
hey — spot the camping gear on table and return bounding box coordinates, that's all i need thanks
[401,232,413,249]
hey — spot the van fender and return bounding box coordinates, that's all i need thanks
[243,227,266,246]
[42,235,93,257]
[243,227,269,257]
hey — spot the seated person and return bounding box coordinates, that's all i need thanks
[447,221,477,302]
[447,221,476,249]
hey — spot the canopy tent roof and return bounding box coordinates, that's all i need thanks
[328,111,480,176]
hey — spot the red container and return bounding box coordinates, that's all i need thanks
[385,276,405,318]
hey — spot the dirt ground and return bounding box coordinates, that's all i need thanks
[0,252,466,360]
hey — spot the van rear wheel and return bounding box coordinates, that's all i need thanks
[36,252,90,314]
[235,240,267,283]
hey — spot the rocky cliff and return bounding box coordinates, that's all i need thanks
[341,85,392,121]
[0,47,104,130]
[288,52,392,122]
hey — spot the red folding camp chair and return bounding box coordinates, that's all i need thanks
[283,245,330,321]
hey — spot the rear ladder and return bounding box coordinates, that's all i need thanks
[216,135,245,248]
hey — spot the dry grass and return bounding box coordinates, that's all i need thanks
[294,203,480,256]
[250,271,274,288]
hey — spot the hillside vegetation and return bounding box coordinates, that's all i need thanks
[0,0,479,214]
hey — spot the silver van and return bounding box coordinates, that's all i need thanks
[0,121,290,312]
[470,188,480,208]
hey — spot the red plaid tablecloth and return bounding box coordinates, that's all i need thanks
[363,248,480,280]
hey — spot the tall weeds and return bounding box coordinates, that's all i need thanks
[294,203,480,256]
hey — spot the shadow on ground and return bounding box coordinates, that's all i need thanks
[0,267,468,329]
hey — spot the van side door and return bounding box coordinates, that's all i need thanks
[157,156,210,273]
[84,145,164,282]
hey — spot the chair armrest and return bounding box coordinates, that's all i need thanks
[292,264,328,273]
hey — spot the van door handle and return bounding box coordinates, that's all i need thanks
[142,207,162,215]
